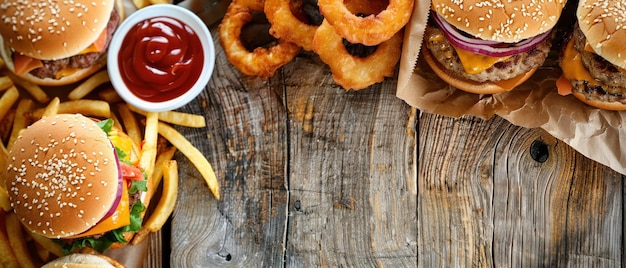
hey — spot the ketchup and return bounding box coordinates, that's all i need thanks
[118,16,204,102]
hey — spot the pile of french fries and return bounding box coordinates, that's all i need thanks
[0,46,219,266]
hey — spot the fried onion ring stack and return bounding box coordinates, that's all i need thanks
[219,0,414,90]
[311,0,404,90]
[219,0,301,79]
[317,0,412,46]
[264,0,319,51]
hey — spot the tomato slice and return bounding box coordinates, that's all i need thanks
[556,75,573,96]
[120,162,144,181]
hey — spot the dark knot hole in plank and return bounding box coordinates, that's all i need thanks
[530,140,549,163]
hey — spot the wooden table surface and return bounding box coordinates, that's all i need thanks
[145,17,625,268]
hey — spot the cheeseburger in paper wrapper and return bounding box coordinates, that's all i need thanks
[397,0,626,176]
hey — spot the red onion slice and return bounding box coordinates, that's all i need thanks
[101,143,123,220]
[432,12,552,57]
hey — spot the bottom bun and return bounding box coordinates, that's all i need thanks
[43,254,125,268]
[422,48,536,94]
[572,91,626,111]
[0,35,107,86]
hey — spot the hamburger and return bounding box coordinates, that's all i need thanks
[557,0,626,110]
[5,113,149,253]
[0,0,124,86]
[43,253,125,268]
[423,0,567,94]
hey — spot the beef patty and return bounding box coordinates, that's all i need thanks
[424,24,552,83]
[567,22,626,103]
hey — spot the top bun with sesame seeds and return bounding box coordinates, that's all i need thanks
[431,0,567,43]
[576,0,626,70]
[423,0,568,94]
[43,253,125,268]
[6,113,151,253]
[0,0,125,86]
[555,0,626,111]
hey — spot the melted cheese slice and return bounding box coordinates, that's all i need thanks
[69,182,130,238]
[493,73,528,90]
[561,38,598,86]
[428,31,511,74]
[451,45,511,74]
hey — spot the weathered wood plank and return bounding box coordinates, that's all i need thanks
[170,31,289,267]
[418,113,623,267]
[284,55,418,267]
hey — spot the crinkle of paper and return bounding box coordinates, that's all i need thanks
[397,0,626,175]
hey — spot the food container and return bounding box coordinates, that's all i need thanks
[107,4,215,112]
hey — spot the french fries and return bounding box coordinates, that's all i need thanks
[7,98,33,151]
[0,211,19,268]
[0,185,10,212]
[0,151,11,209]
[6,212,38,268]
[33,99,111,119]
[133,0,170,9]
[118,103,143,147]
[68,70,110,100]
[98,87,122,103]
[157,121,220,199]
[6,73,48,103]
[133,0,150,9]
[0,86,18,122]
[0,76,14,91]
[0,51,221,264]
[133,160,178,245]
[139,112,159,201]
[29,233,64,258]
[40,97,60,118]
[129,105,207,128]
[0,108,15,142]
[57,100,111,118]
[152,146,177,189]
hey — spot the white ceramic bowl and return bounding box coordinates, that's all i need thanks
[107,4,215,112]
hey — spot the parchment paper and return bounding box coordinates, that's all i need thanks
[397,0,626,176]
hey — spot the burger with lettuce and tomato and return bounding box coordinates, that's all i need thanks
[0,0,124,86]
[423,0,567,94]
[556,0,626,110]
[5,114,150,253]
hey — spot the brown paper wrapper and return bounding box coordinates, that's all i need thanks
[397,0,626,175]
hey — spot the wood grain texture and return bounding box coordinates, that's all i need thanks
[418,113,623,267]
[283,55,418,267]
[170,31,288,267]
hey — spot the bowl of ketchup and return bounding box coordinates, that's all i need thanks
[107,4,215,112]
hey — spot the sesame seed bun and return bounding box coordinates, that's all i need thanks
[577,0,626,70]
[6,114,121,238]
[0,0,115,60]
[431,0,567,43]
[43,253,125,268]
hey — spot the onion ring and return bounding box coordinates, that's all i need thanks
[219,0,301,78]
[264,0,319,51]
[317,0,414,46]
[311,19,403,90]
